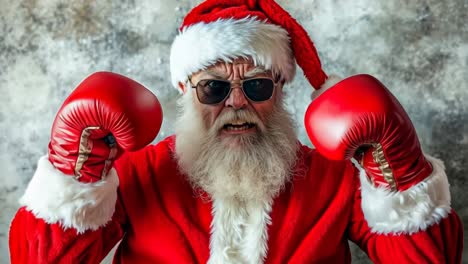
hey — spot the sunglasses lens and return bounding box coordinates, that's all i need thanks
[243,78,274,102]
[197,80,231,104]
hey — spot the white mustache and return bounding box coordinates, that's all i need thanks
[213,109,264,131]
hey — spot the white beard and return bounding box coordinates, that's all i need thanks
[175,91,298,203]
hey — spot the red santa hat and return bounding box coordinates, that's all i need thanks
[170,0,332,91]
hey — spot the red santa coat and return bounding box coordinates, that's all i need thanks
[9,136,463,263]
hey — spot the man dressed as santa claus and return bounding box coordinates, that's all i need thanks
[9,0,463,263]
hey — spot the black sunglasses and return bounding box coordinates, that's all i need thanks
[190,78,276,105]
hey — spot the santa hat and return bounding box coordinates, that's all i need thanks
[170,0,332,91]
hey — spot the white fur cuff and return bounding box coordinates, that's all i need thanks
[360,154,451,234]
[19,156,119,233]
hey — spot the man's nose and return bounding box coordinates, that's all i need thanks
[225,85,248,109]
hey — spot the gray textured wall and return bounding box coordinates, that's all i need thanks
[0,0,466,263]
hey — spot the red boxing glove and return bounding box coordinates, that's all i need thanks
[48,72,163,183]
[305,74,432,191]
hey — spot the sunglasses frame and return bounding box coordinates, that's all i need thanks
[189,77,278,105]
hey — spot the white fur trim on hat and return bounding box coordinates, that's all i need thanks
[19,156,119,233]
[359,154,451,234]
[311,74,343,100]
[170,17,296,89]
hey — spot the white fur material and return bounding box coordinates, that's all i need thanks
[311,74,343,100]
[19,156,119,233]
[170,17,296,90]
[208,198,272,264]
[359,154,451,234]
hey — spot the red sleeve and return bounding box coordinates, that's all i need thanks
[9,199,126,264]
[8,156,129,264]
[348,163,463,263]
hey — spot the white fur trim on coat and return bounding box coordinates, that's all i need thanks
[170,17,296,90]
[19,156,119,233]
[359,154,451,234]
[208,198,272,264]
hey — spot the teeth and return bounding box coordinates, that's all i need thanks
[224,122,256,131]
[231,121,247,125]
[226,125,249,131]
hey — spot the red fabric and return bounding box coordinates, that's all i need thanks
[305,74,433,191]
[9,203,125,263]
[181,0,328,90]
[10,136,463,263]
[48,71,162,182]
[349,197,464,263]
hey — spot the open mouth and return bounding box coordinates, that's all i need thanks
[223,122,256,131]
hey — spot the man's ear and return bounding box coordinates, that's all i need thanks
[178,81,187,93]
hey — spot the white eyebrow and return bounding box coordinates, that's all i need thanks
[244,67,270,78]
[198,70,228,80]
[196,67,270,80]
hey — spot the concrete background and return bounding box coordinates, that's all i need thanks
[0,0,466,262]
